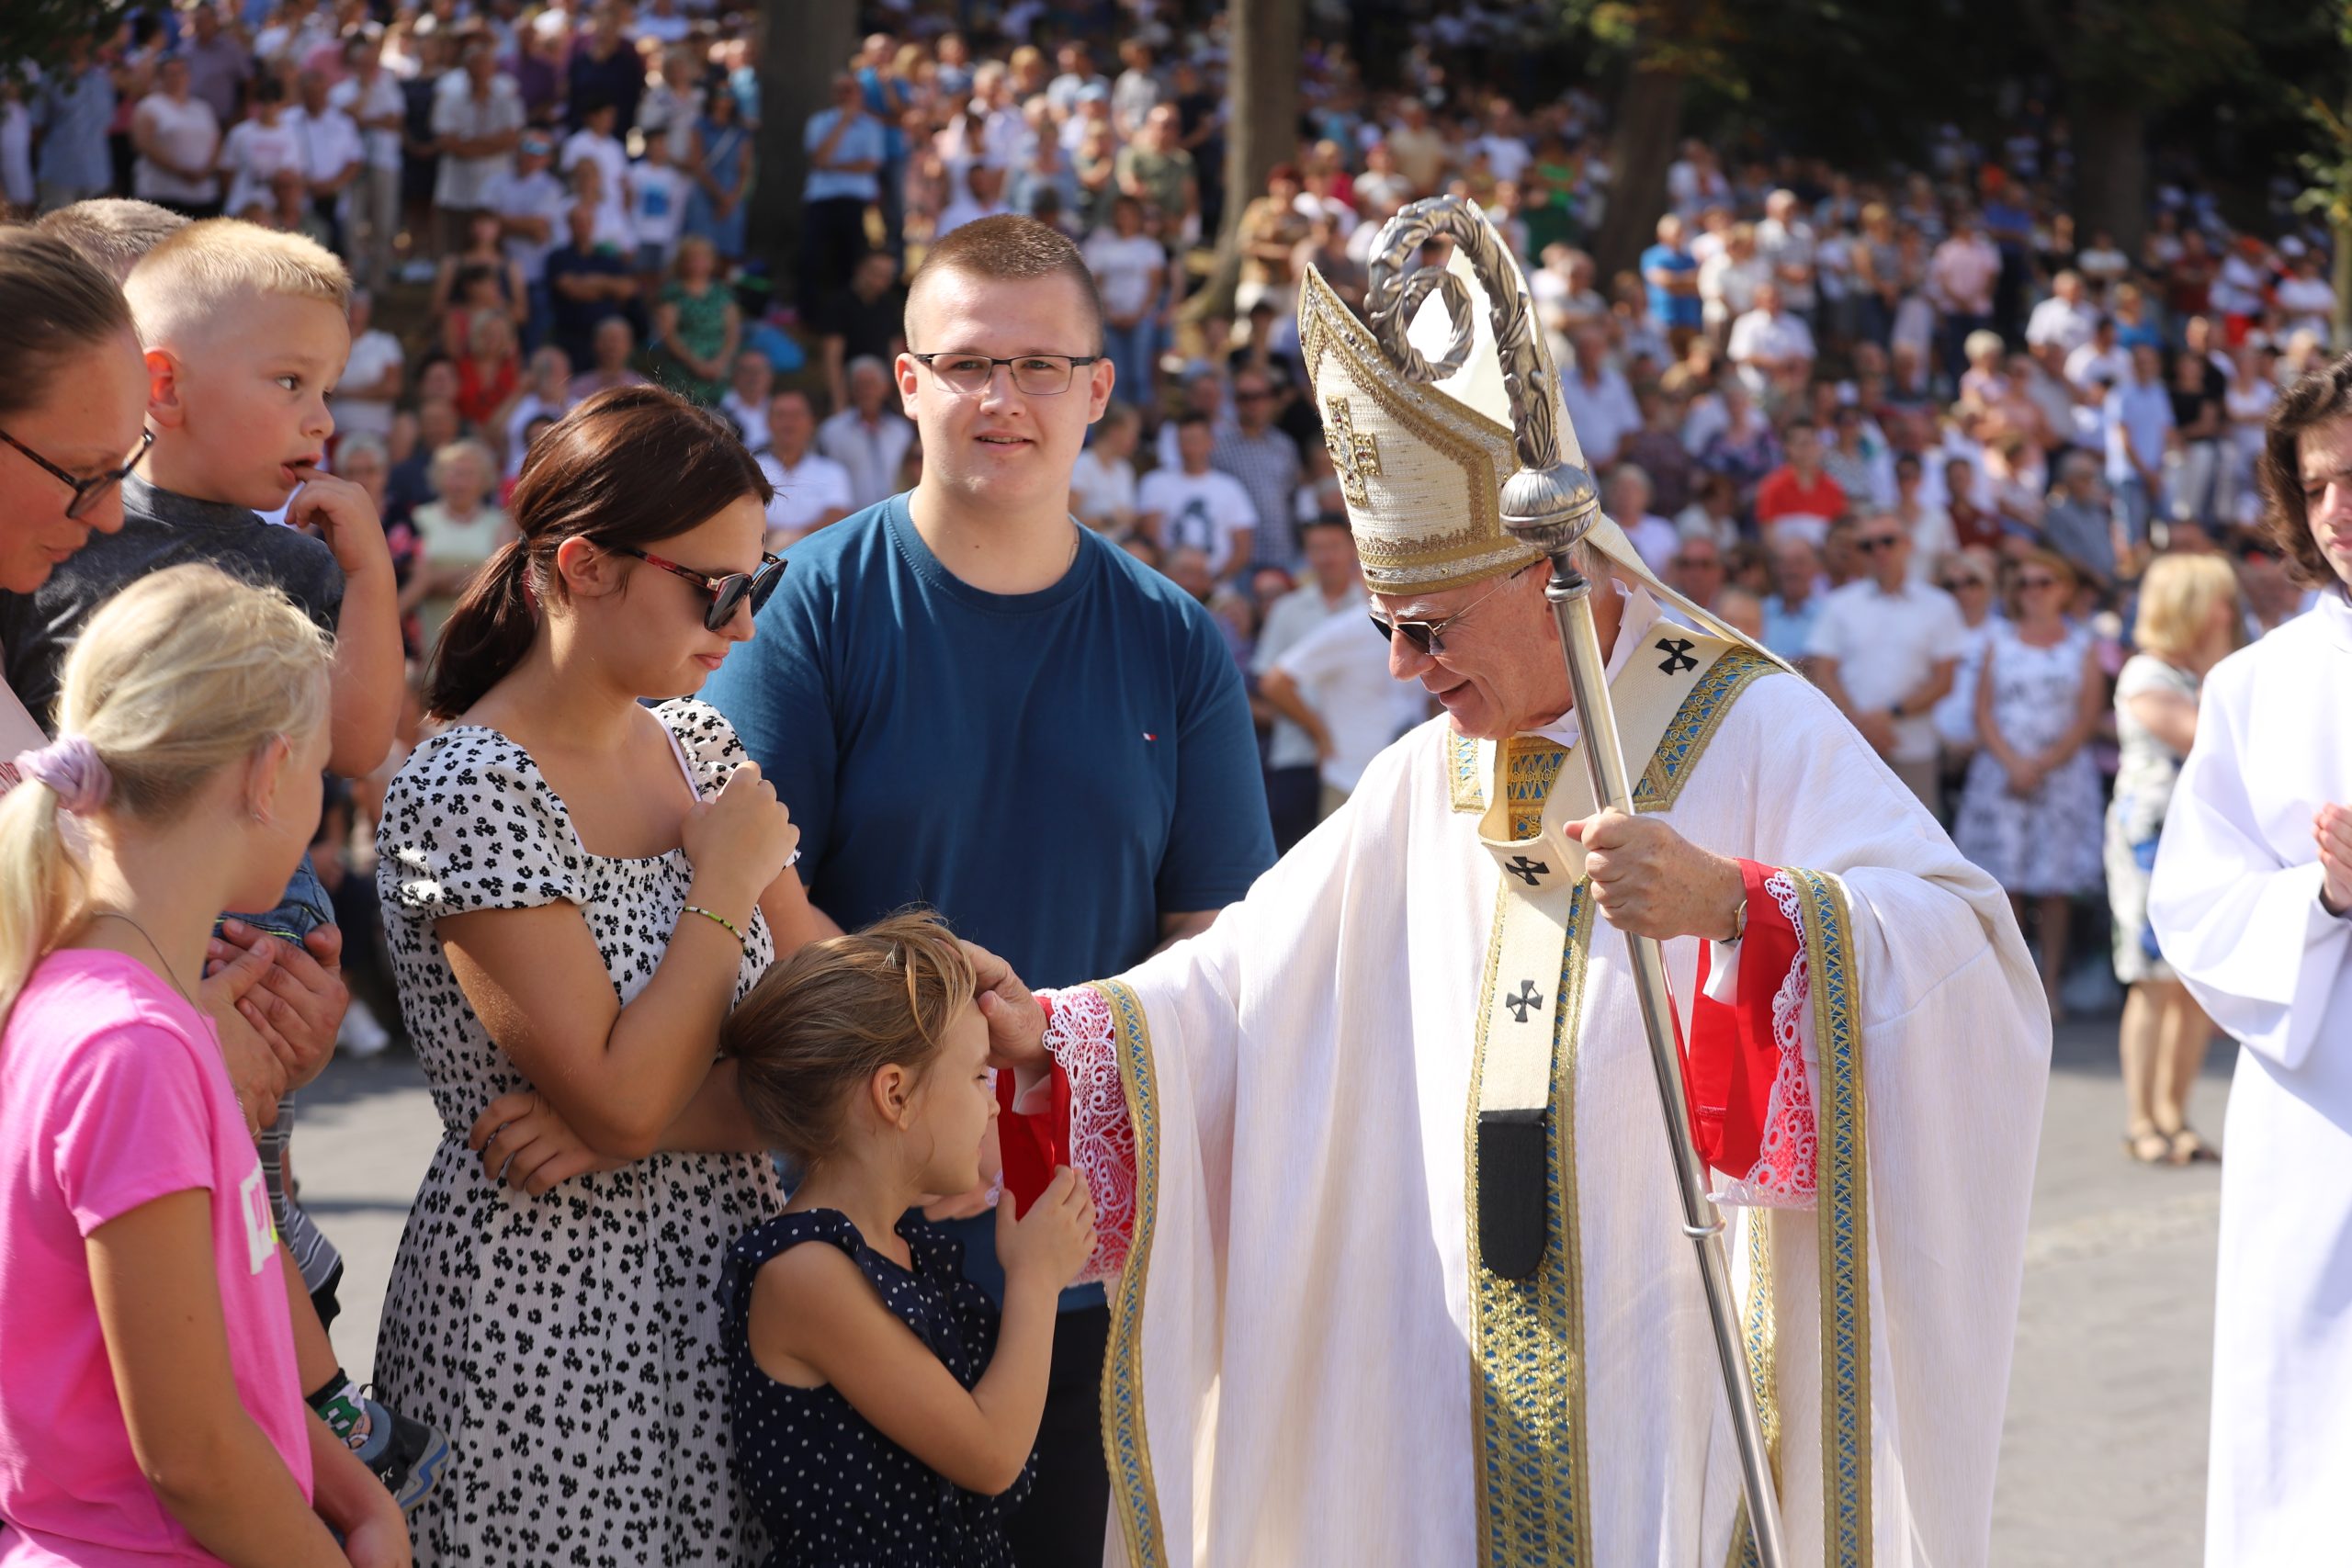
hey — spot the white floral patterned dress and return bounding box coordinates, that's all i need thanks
[1952,623,2107,897]
[373,698,782,1566]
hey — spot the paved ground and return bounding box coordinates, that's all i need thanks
[297,1010,2229,1564]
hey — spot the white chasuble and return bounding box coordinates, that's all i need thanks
[2146,590,2352,1567]
[1043,594,2048,1568]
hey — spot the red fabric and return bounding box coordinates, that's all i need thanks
[1683,859,1802,1180]
[996,994,1069,1219]
[1754,468,1849,525]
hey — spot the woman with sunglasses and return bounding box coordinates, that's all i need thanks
[371,385,832,1565]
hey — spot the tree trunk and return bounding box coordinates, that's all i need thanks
[1592,62,1689,280]
[2071,90,2149,258]
[749,0,860,280]
[1187,0,1304,322]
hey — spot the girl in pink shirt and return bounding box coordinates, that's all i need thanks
[0,565,409,1567]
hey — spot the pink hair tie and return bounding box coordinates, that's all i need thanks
[15,735,112,815]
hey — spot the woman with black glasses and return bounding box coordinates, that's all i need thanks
[372,385,833,1565]
[0,228,148,765]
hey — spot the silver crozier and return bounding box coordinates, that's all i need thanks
[1364,196,1787,1568]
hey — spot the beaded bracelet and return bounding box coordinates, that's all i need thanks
[682,905,747,952]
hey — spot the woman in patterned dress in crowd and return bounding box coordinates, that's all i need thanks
[1954,547,2108,1014]
[372,386,831,1564]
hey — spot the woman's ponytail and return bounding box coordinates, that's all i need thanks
[0,775,84,1026]
[424,537,537,720]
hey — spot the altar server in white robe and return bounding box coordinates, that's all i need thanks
[2149,355,2352,1568]
[977,222,2051,1568]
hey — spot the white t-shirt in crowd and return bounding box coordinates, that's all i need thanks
[2025,296,2098,354]
[1251,581,1356,770]
[286,104,362,196]
[1069,446,1138,529]
[1274,603,1419,793]
[328,71,406,170]
[1478,134,1532,183]
[1083,230,1166,321]
[1557,366,1641,470]
[2277,275,2336,344]
[481,166,571,283]
[1726,308,1816,369]
[430,73,525,211]
[1137,465,1258,577]
[629,162,692,253]
[755,448,855,544]
[330,327,406,439]
[1804,578,1968,763]
[218,115,302,217]
[720,391,769,454]
[131,93,220,204]
[816,408,917,512]
[2064,341,2131,392]
[560,128,633,247]
[1623,513,1681,576]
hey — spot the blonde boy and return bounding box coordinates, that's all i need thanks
[0,220,401,777]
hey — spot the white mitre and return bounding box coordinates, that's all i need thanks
[1298,219,1782,661]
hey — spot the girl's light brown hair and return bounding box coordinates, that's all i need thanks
[2132,551,2244,662]
[721,909,978,1166]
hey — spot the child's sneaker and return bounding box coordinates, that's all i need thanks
[356,1397,452,1513]
[314,1381,451,1512]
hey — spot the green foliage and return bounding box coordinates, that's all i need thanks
[2293,4,2352,231]
[2017,0,2255,107]
[3,0,132,84]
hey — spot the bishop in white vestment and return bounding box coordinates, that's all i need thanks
[2146,371,2352,1565]
[982,242,2050,1568]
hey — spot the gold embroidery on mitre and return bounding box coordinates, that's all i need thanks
[1297,264,1543,595]
[1323,395,1383,508]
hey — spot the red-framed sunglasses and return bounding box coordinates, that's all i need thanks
[618,546,786,630]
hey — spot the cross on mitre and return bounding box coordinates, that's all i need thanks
[1322,394,1383,508]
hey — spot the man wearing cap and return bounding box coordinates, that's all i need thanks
[974,222,2049,1567]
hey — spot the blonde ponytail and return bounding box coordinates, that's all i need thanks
[0,565,332,1026]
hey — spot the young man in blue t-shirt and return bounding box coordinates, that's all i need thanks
[703,213,1272,1568]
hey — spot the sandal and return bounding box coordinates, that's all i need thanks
[2163,1125,2221,1166]
[2123,1124,2173,1164]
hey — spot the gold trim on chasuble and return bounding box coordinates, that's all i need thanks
[1724,868,1871,1568]
[1092,981,1170,1568]
[1463,646,1776,1568]
[1466,736,1599,1568]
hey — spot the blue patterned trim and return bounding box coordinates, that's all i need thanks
[1094,980,1169,1568]
[1450,728,1486,813]
[1467,880,1597,1568]
[1791,869,1871,1568]
[1634,650,1780,812]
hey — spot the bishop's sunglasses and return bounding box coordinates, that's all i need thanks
[617,546,786,630]
[1368,561,1539,657]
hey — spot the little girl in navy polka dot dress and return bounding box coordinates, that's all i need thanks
[718,911,1098,1567]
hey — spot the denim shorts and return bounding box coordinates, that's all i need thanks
[220,852,335,947]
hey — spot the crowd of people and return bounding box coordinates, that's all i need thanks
[1,0,2349,1564]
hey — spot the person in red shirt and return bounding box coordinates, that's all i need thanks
[1753,419,1848,542]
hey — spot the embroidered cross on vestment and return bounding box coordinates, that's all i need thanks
[1322,395,1383,508]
